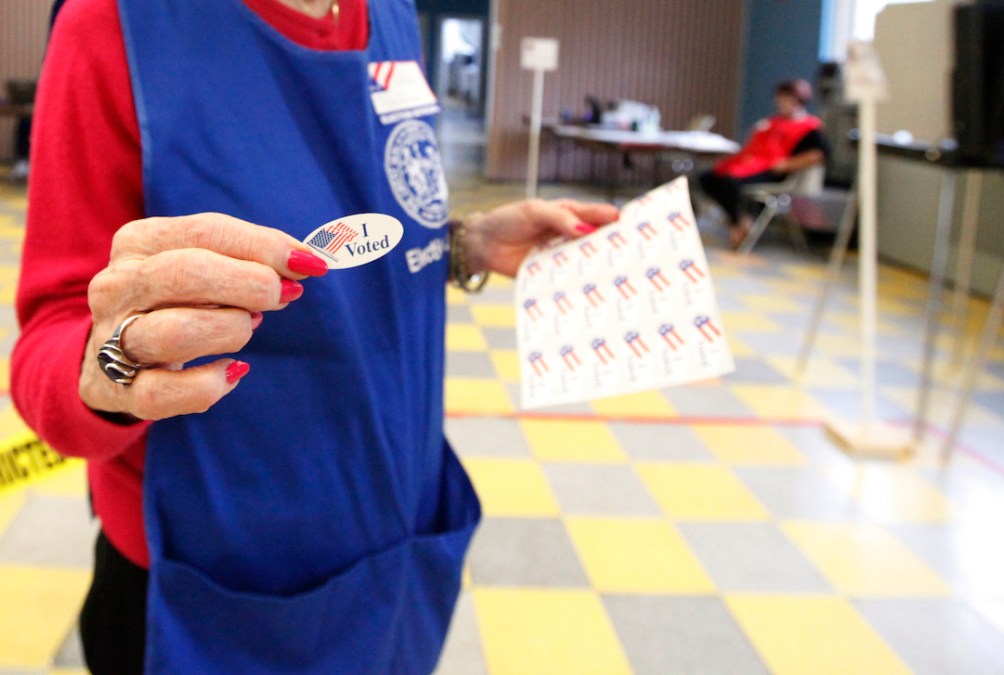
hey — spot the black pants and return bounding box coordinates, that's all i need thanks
[80,531,148,675]
[698,169,782,225]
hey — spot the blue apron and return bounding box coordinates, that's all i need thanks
[117,0,481,671]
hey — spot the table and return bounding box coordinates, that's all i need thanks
[798,132,1003,459]
[543,123,739,196]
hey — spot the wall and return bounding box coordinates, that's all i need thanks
[739,0,826,136]
[0,1,51,161]
[484,0,745,181]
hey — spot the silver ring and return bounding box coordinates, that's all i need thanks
[96,314,149,385]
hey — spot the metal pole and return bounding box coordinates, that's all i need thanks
[526,68,545,199]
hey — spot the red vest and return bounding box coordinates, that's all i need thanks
[714,114,822,178]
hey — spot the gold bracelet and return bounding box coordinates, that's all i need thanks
[449,213,490,293]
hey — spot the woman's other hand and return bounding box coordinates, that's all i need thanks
[463,198,619,278]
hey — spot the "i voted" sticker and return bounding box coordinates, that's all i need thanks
[303,213,403,269]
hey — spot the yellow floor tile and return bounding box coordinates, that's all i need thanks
[0,489,26,530]
[812,333,866,358]
[765,355,860,388]
[726,594,911,675]
[636,463,770,520]
[31,459,88,498]
[460,457,559,517]
[729,384,829,422]
[444,378,513,415]
[692,423,808,465]
[445,324,488,351]
[0,566,91,669]
[472,588,632,675]
[830,463,953,523]
[739,294,805,313]
[565,516,715,594]
[589,391,675,417]
[470,304,516,327]
[781,521,952,596]
[726,332,757,358]
[519,419,626,463]
[488,349,520,383]
[719,310,781,333]
[445,285,468,306]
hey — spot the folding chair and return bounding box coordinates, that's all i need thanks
[735,164,827,254]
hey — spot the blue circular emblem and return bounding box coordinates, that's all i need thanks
[384,120,449,229]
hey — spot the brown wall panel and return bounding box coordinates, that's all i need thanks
[0,0,50,161]
[485,0,745,181]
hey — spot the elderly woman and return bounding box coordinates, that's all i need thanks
[698,78,829,249]
[12,0,616,672]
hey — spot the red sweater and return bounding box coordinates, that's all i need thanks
[13,0,367,569]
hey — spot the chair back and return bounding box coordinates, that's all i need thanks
[790,164,825,194]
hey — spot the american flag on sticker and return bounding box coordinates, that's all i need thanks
[369,62,396,91]
[308,221,358,257]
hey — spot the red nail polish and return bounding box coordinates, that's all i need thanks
[250,311,264,330]
[280,279,303,303]
[288,250,328,276]
[226,360,250,384]
[574,222,597,234]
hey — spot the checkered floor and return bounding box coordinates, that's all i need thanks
[2,135,1004,673]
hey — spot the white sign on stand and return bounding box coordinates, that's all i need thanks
[522,37,559,199]
[827,41,912,458]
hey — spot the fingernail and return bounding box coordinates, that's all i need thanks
[288,250,328,276]
[250,311,264,330]
[574,222,597,234]
[226,360,250,384]
[280,279,303,303]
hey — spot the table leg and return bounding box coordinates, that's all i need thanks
[914,169,958,444]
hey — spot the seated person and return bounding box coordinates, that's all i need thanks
[699,79,829,248]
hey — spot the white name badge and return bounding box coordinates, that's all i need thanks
[303,213,403,269]
[369,61,441,125]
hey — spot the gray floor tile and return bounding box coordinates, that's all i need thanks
[734,466,863,521]
[446,304,473,323]
[808,388,913,422]
[0,493,96,568]
[776,425,856,471]
[445,417,531,458]
[480,326,516,350]
[660,387,756,418]
[604,595,769,675]
[854,598,1004,675]
[723,357,791,385]
[888,523,1004,597]
[53,622,85,669]
[445,351,497,379]
[608,422,713,461]
[466,517,589,587]
[677,522,831,593]
[543,463,661,516]
[472,285,515,305]
[434,592,487,675]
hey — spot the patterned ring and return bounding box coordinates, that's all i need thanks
[96,314,149,386]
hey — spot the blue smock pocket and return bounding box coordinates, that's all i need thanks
[144,451,481,674]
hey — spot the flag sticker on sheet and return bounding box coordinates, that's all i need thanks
[368,61,440,125]
[515,177,735,409]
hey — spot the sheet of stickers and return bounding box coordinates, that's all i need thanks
[516,177,735,409]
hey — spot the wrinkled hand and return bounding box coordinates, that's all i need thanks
[81,213,328,421]
[464,198,619,278]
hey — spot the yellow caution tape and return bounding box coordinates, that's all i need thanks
[0,430,71,493]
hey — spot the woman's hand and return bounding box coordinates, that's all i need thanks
[463,198,619,278]
[80,212,328,421]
